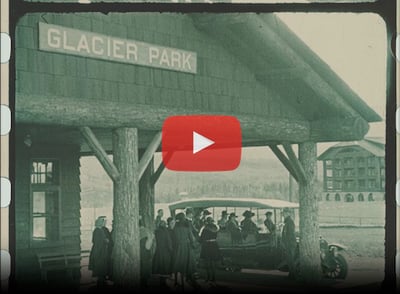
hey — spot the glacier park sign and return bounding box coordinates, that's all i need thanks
[39,22,197,74]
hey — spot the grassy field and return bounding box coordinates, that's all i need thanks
[320,227,384,258]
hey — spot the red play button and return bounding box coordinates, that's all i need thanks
[162,115,242,171]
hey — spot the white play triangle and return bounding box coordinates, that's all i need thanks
[193,131,215,154]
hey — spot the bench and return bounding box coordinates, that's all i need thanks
[37,249,90,283]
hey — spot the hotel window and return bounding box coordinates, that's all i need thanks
[380,168,385,177]
[326,169,333,177]
[344,180,354,189]
[357,157,365,165]
[333,181,342,190]
[333,159,341,166]
[368,179,377,189]
[325,160,332,167]
[367,168,376,176]
[358,168,365,176]
[343,157,353,166]
[344,168,355,177]
[333,169,342,177]
[30,160,61,242]
[358,179,365,189]
[326,180,333,190]
[367,157,375,166]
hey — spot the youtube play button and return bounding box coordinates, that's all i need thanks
[193,131,214,154]
[162,115,242,171]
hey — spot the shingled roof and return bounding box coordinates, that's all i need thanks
[192,13,382,123]
[318,137,385,160]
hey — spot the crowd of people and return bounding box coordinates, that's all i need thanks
[88,207,297,288]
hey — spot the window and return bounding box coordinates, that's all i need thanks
[358,179,365,189]
[344,168,355,177]
[325,160,332,167]
[368,193,374,202]
[367,157,375,166]
[367,168,376,176]
[358,193,364,202]
[381,180,385,189]
[335,193,341,201]
[326,169,333,177]
[333,169,342,177]
[325,193,330,201]
[31,160,61,242]
[357,157,365,165]
[345,193,354,202]
[32,191,60,240]
[380,168,385,177]
[344,180,354,189]
[358,168,365,176]
[368,179,376,189]
[31,161,59,185]
[343,157,353,166]
[333,181,342,190]
[327,180,333,190]
[333,159,341,166]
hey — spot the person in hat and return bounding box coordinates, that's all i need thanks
[240,210,258,240]
[152,220,173,288]
[226,212,242,244]
[154,208,164,229]
[281,208,297,280]
[264,211,276,235]
[217,210,229,230]
[88,216,113,287]
[172,212,197,289]
[199,217,221,284]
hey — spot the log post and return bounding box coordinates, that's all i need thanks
[298,141,321,284]
[112,128,140,288]
[139,150,155,232]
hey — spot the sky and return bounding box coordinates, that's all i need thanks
[277,12,387,155]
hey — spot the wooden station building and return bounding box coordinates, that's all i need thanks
[13,12,381,288]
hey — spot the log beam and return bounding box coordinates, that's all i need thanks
[16,94,310,142]
[139,152,155,232]
[310,117,369,141]
[269,145,299,182]
[282,143,307,184]
[112,128,140,288]
[298,141,321,283]
[17,94,371,142]
[79,126,120,182]
[138,132,161,180]
[152,162,165,186]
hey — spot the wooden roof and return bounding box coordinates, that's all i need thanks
[192,13,381,123]
[16,13,381,148]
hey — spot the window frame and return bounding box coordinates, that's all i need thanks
[29,158,63,247]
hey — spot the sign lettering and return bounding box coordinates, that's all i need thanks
[39,22,197,74]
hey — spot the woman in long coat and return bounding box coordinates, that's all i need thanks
[152,220,173,287]
[200,217,221,283]
[88,216,112,286]
[172,212,196,288]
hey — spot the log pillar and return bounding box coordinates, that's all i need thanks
[112,128,140,288]
[298,141,321,283]
[139,150,155,231]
